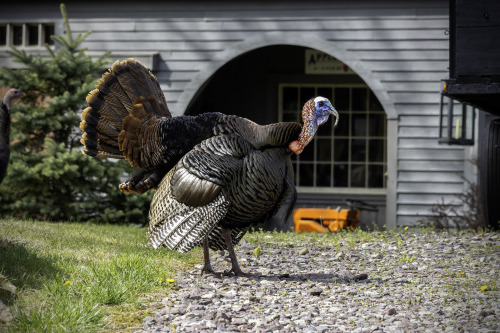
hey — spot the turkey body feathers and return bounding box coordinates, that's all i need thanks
[148,167,230,252]
[0,103,10,184]
[1,88,23,185]
[149,128,299,252]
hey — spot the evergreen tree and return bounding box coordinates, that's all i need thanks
[0,4,152,223]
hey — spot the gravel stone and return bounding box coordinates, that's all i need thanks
[136,231,499,332]
[387,308,397,316]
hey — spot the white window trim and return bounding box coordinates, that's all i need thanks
[0,23,55,49]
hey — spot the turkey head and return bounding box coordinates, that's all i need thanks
[289,96,338,154]
[3,88,24,111]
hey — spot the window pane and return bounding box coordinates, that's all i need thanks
[300,142,314,161]
[369,90,383,111]
[300,87,315,106]
[0,26,6,45]
[334,88,349,111]
[368,165,384,188]
[352,88,368,111]
[282,112,298,123]
[44,24,55,45]
[334,139,348,161]
[27,24,38,45]
[334,164,348,187]
[334,111,349,136]
[350,165,366,187]
[299,163,314,187]
[369,139,385,162]
[351,113,367,136]
[13,25,23,46]
[369,113,386,136]
[316,164,331,187]
[351,139,366,162]
[316,138,331,161]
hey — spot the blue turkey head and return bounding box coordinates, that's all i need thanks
[289,96,338,154]
[313,96,339,128]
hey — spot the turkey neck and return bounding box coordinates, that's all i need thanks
[0,105,10,146]
[217,115,302,150]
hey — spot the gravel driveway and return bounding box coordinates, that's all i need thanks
[138,231,499,332]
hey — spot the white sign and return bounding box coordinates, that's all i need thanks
[305,49,354,75]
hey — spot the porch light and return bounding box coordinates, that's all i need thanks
[439,82,476,145]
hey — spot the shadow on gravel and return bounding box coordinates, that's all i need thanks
[217,272,376,284]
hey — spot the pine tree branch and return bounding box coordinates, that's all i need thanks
[60,3,73,45]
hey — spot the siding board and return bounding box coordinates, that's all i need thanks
[398,115,440,126]
[398,193,461,205]
[366,60,447,72]
[337,40,448,51]
[81,41,233,51]
[398,149,463,160]
[398,182,463,193]
[398,126,439,138]
[391,92,441,104]
[399,138,450,149]
[377,72,446,81]
[83,29,448,42]
[69,18,448,33]
[399,160,463,171]
[357,50,448,61]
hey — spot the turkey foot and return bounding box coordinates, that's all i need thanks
[200,238,220,276]
[119,169,164,194]
[221,227,253,277]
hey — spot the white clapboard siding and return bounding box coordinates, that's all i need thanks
[376,71,447,82]
[357,50,448,61]
[398,148,464,161]
[0,0,460,227]
[399,138,452,149]
[398,193,462,205]
[396,104,443,115]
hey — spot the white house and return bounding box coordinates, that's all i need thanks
[1,0,480,229]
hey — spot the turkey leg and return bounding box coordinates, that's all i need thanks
[201,238,216,275]
[222,227,251,277]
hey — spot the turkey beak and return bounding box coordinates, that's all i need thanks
[328,107,339,128]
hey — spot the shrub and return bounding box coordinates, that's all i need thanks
[0,4,152,224]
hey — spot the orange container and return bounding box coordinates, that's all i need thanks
[293,208,359,233]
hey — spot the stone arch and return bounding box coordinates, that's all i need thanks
[176,32,397,120]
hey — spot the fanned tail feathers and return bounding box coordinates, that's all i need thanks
[118,96,170,168]
[80,58,171,159]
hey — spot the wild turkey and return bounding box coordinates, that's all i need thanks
[0,88,24,184]
[80,59,338,276]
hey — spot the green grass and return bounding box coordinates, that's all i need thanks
[0,219,201,332]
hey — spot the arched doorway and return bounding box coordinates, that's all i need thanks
[185,45,389,230]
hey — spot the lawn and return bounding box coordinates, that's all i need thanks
[0,219,201,332]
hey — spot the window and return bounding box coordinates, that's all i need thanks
[0,26,6,46]
[0,23,55,48]
[279,84,387,192]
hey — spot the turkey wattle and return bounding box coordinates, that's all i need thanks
[80,59,338,276]
[0,88,24,184]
